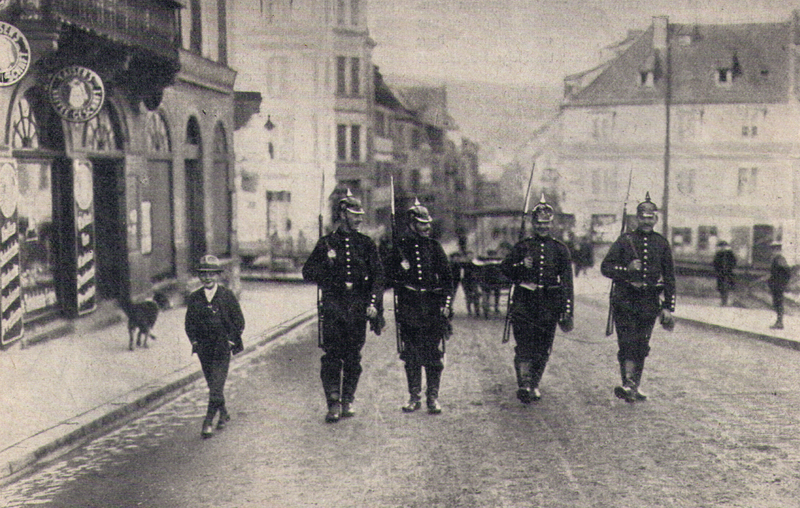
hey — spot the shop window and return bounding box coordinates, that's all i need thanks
[672,227,693,253]
[698,226,718,252]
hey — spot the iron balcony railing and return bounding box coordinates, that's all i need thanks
[47,0,181,59]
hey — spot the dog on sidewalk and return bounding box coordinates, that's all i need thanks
[121,294,169,351]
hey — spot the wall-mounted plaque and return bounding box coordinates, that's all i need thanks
[48,65,105,122]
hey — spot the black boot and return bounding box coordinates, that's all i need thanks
[321,358,343,422]
[341,362,362,418]
[514,359,533,404]
[216,404,231,430]
[614,360,637,403]
[201,401,217,438]
[631,360,647,401]
[402,364,422,412]
[425,365,443,414]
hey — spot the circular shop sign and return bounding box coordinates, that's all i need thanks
[49,66,105,122]
[0,22,31,86]
[0,162,18,218]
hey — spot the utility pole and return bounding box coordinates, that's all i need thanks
[660,16,671,237]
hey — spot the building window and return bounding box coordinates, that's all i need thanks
[241,170,258,193]
[375,111,385,137]
[737,167,757,195]
[351,0,359,25]
[639,71,654,87]
[145,111,172,154]
[411,128,421,149]
[350,57,360,96]
[672,227,693,250]
[336,0,345,25]
[698,226,718,251]
[337,124,362,161]
[190,0,202,53]
[676,169,694,195]
[336,56,347,96]
[337,124,347,160]
[350,125,360,161]
[590,111,615,140]
[336,56,360,96]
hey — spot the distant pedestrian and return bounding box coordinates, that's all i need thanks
[601,193,675,403]
[712,240,736,306]
[385,199,454,414]
[302,191,384,423]
[767,240,791,330]
[573,235,595,277]
[501,196,574,403]
[185,255,246,438]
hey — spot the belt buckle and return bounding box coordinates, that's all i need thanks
[345,282,353,290]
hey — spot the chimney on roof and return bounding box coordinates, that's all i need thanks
[653,16,668,50]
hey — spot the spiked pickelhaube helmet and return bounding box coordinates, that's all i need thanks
[530,194,555,224]
[636,192,658,218]
[407,198,433,223]
[338,188,365,216]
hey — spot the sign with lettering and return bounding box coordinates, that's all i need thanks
[48,66,105,122]
[0,160,23,347]
[0,21,30,86]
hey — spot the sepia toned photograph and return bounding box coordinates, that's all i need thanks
[0,0,798,506]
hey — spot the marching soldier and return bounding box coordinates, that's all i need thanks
[601,193,675,403]
[302,191,384,423]
[385,199,454,414]
[500,196,574,403]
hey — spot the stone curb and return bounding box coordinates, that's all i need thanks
[0,310,316,482]
[577,294,799,351]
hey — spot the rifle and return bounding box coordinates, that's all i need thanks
[605,169,633,336]
[317,172,325,348]
[390,176,404,354]
[502,162,536,344]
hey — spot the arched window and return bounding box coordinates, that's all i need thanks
[146,111,172,154]
[145,111,175,281]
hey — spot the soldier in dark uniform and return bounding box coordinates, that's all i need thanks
[302,192,384,423]
[601,193,675,403]
[500,196,574,403]
[185,255,246,438]
[385,199,454,414]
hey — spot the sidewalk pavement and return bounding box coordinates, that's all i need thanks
[1,269,798,482]
[0,281,317,481]
[573,269,800,351]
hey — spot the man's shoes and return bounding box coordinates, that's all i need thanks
[341,402,355,418]
[402,398,422,413]
[517,387,532,404]
[325,402,341,423]
[614,385,636,403]
[531,388,542,401]
[427,398,442,414]
[201,421,214,438]
[216,413,231,430]
[633,388,647,401]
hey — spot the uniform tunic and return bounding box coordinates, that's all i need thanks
[302,226,383,402]
[501,234,573,362]
[185,285,245,407]
[601,229,675,362]
[385,233,454,365]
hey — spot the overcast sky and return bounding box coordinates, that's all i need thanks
[368,0,795,87]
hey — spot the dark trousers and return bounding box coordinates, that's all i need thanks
[612,302,658,364]
[771,287,785,319]
[399,324,445,400]
[320,317,366,405]
[197,348,230,419]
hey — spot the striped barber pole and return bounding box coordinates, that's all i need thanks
[0,161,23,347]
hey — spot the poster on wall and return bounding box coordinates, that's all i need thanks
[0,159,23,347]
[73,159,96,315]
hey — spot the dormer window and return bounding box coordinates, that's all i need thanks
[639,52,659,87]
[640,71,654,87]
[716,53,742,87]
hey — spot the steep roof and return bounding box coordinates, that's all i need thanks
[563,19,794,107]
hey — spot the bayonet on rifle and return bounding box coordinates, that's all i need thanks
[502,162,536,344]
[605,169,634,336]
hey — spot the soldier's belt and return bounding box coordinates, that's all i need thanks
[518,283,561,292]
[402,285,446,294]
